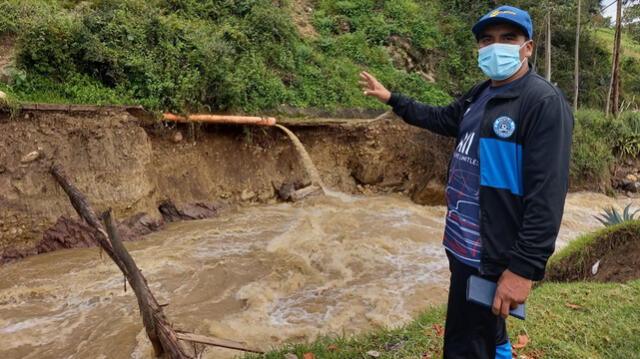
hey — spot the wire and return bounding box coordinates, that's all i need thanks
[602,0,617,13]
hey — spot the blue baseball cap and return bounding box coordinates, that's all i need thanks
[472,5,533,40]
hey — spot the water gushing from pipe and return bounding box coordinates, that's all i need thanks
[275,124,324,190]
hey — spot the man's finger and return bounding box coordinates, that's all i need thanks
[358,81,369,87]
[501,300,511,319]
[362,71,377,84]
[492,295,501,316]
[509,301,520,310]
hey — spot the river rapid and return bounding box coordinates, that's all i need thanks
[0,191,632,358]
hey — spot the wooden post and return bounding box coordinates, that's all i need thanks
[545,8,552,81]
[573,0,581,111]
[611,0,623,117]
[50,164,263,358]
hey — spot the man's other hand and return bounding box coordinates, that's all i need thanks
[359,71,391,104]
[492,269,532,318]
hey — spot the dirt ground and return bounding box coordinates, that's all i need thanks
[0,108,453,263]
[545,223,640,283]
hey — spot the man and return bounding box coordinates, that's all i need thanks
[359,5,573,359]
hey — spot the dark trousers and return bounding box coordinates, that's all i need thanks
[443,251,508,359]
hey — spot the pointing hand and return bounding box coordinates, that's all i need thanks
[359,71,391,104]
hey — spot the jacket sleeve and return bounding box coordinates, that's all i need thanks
[508,93,574,281]
[387,92,465,137]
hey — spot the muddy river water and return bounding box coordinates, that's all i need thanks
[0,191,633,358]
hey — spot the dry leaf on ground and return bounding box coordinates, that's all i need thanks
[433,324,444,337]
[512,334,530,349]
[564,303,582,310]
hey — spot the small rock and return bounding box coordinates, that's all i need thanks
[172,131,183,143]
[20,151,40,163]
[366,350,380,357]
[240,189,256,201]
[278,183,295,201]
[24,113,30,120]
[626,174,638,182]
[0,91,6,100]
[620,178,633,189]
[631,182,640,193]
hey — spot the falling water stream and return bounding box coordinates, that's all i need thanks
[275,124,324,189]
[0,127,635,358]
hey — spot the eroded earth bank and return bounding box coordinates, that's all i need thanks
[0,108,453,263]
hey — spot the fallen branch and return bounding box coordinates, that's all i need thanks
[50,164,263,358]
[175,332,263,354]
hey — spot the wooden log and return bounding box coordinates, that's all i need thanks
[290,185,324,202]
[51,164,191,359]
[50,164,264,357]
[103,210,164,357]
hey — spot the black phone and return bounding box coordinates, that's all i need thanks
[466,275,526,320]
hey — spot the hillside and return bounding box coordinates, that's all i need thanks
[1,0,638,113]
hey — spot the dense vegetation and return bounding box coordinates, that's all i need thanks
[1,0,639,114]
[0,0,457,112]
[572,109,640,187]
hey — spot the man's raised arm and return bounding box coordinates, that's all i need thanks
[359,71,468,137]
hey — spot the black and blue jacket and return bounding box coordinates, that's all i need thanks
[389,66,574,281]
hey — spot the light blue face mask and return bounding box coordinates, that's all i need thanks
[477,42,527,81]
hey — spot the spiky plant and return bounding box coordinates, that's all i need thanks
[594,203,640,227]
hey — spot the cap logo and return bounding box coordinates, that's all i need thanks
[490,10,517,17]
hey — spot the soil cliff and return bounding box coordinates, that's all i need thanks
[0,108,454,263]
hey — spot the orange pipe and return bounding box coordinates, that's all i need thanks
[163,113,276,126]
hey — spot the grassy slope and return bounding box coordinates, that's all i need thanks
[547,220,640,271]
[0,0,456,113]
[245,225,640,359]
[593,27,640,59]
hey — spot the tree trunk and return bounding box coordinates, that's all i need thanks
[545,9,552,81]
[573,0,581,111]
[611,0,623,117]
[50,164,263,358]
[606,24,617,116]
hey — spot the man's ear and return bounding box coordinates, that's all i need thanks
[523,40,534,57]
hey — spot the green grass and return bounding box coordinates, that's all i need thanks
[593,28,640,60]
[548,220,640,269]
[0,0,454,113]
[243,281,640,359]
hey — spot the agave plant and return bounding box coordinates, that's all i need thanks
[594,203,640,227]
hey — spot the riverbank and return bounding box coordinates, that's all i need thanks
[0,107,455,263]
[242,280,640,359]
[2,105,639,264]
